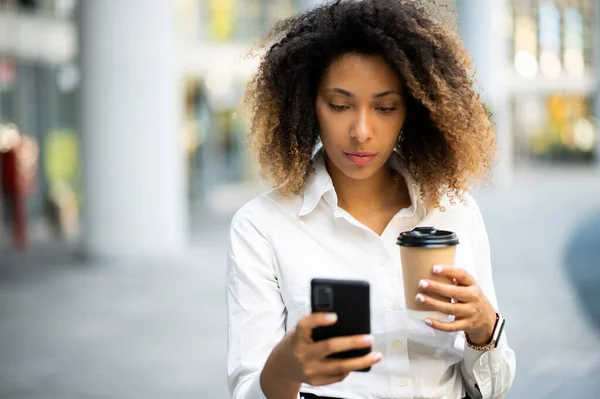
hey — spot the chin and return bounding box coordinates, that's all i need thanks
[338,163,381,181]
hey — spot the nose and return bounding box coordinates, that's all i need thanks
[349,108,373,143]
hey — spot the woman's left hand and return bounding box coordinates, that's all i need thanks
[416,265,496,345]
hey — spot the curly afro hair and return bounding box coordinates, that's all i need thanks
[243,0,497,211]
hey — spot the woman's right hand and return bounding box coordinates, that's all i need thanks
[262,312,382,390]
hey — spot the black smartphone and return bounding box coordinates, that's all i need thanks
[310,278,371,372]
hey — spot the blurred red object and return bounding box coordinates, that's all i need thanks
[1,136,39,250]
[1,148,18,194]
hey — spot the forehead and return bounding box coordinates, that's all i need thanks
[320,53,403,92]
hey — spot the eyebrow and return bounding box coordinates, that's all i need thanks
[326,88,401,99]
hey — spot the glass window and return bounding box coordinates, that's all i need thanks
[513,93,597,164]
[511,0,595,78]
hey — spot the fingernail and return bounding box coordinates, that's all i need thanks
[415,293,425,303]
[363,335,374,344]
[433,265,443,274]
[424,319,433,326]
[371,351,383,361]
[326,313,338,322]
[418,279,428,289]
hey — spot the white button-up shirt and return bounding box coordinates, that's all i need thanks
[227,150,516,399]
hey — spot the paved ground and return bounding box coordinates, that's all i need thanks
[473,169,600,398]
[1,167,600,399]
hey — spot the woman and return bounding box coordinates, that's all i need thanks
[227,1,516,398]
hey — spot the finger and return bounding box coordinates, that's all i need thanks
[425,317,471,333]
[415,293,472,317]
[452,278,458,304]
[432,265,476,286]
[418,279,477,303]
[310,334,374,359]
[319,351,383,375]
[296,312,338,341]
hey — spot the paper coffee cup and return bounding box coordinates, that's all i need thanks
[396,227,459,320]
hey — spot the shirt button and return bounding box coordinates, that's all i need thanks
[380,257,389,266]
[391,340,403,348]
[392,219,401,227]
[391,302,400,311]
[398,378,409,387]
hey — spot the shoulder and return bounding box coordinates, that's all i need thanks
[423,191,484,234]
[436,191,482,217]
[230,188,303,234]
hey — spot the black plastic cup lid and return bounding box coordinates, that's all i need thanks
[396,227,459,248]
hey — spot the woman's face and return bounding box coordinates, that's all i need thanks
[316,53,407,181]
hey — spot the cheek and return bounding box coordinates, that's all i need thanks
[317,107,344,146]
[384,115,406,141]
[318,127,340,152]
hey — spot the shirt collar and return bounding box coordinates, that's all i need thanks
[298,149,335,217]
[298,148,422,217]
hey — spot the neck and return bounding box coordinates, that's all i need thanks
[325,154,406,215]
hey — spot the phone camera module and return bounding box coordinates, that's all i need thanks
[315,286,334,311]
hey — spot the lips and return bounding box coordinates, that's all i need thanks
[344,151,378,166]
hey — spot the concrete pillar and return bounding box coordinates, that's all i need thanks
[78,0,188,259]
[458,0,513,187]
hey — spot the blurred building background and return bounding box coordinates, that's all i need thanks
[0,0,598,254]
[1,0,600,398]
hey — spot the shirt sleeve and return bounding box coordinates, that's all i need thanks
[460,198,516,399]
[226,205,295,399]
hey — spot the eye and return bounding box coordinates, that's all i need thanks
[377,107,398,113]
[328,103,350,111]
